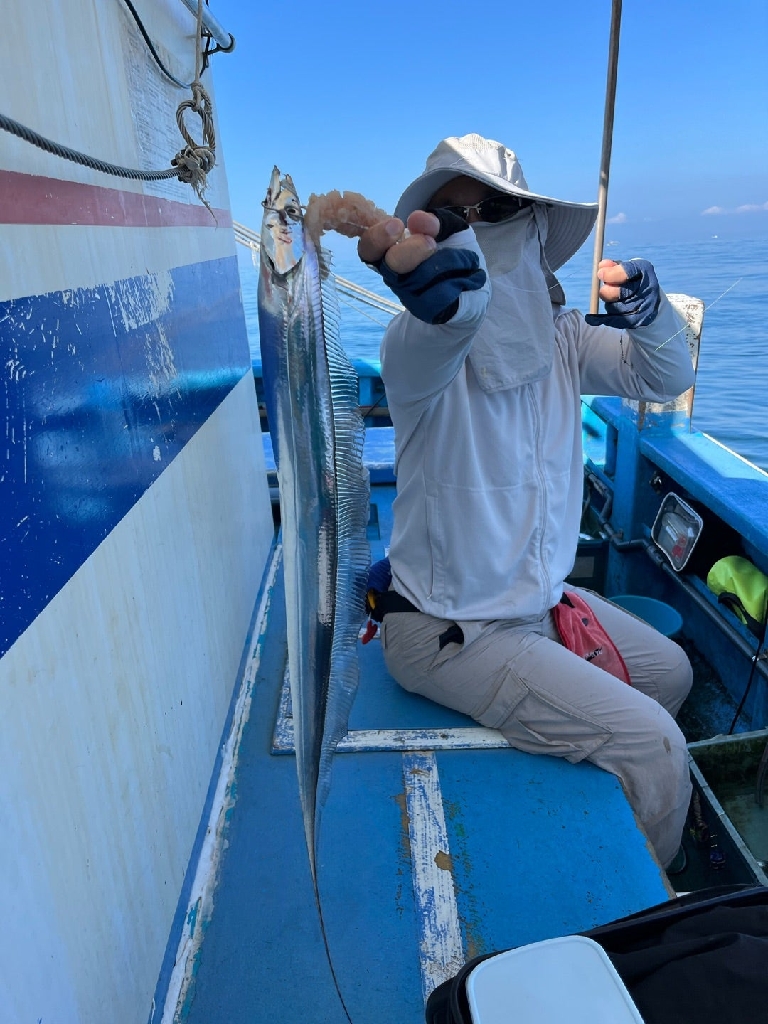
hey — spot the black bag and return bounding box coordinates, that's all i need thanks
[425,885,768,1024]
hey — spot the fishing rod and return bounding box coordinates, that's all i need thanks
[589,0,623,315]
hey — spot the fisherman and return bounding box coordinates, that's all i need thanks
[358,133,694,874]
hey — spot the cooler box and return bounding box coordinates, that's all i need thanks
[465,935,644,1024]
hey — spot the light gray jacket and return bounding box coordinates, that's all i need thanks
[381,229,695,622]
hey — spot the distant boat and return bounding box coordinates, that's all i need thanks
[606,239,620,246]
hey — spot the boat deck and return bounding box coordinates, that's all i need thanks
[180,466,674,1023]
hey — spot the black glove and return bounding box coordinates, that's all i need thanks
[584,259,661,329]
[430,207,470,242]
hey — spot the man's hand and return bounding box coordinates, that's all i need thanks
[358,211,441,274]
[585,258,661,329]
[358,211,486,325]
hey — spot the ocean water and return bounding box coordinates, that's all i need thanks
[238,237,768,472]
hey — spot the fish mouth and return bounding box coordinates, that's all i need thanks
[261,166,305,275]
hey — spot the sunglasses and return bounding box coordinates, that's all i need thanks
[429,194,535,224]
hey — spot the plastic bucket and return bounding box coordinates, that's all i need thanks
[610,594,683,637]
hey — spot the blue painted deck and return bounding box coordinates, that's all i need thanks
[181,473,672,1024]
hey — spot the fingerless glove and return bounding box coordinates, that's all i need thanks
[371,209,486,325]
[584,259,661,329]
[380,248,486,324]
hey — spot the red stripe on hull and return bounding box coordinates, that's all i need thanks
[0,169,232,228]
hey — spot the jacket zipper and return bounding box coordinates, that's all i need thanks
[530,385,551,606]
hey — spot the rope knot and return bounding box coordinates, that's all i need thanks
[172,145,215,188]
[174,82,216,196]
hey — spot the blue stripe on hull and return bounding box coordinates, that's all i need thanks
[0,255,251,657]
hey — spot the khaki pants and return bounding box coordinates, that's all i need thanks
[380,587,693,868]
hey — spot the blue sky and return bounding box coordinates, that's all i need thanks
[211,0,767,251]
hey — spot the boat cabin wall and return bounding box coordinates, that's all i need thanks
[0,3,274,1022]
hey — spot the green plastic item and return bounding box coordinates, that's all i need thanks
[707,556,768,637]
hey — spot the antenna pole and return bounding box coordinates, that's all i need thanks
[590,0,623,314]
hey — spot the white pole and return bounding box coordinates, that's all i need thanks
[590,0,623,315]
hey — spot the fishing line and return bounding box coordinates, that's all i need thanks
[315,889,355,1024]
[337,293,393,328]
[360,389,389,420]
[627,277,743,397]
[650,278,742,354]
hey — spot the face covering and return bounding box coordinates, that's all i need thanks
[469,206,556,391]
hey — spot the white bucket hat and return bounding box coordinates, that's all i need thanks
[394,133,598,272]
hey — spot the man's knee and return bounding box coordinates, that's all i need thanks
[665,642,693,717]
[634,633,693,718]
[595,698,689,790]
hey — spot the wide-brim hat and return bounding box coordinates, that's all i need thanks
[395,134,598,272]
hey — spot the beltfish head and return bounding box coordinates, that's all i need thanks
[261,166,305,276]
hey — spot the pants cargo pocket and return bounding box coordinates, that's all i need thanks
[475,661,613,764]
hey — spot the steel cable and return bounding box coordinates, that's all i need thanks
[0,1,216,195]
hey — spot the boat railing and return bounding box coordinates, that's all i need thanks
[177,0,234,50]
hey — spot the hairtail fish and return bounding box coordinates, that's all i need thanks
[256,166,370,890]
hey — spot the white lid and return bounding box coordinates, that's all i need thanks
[466,935,645,1024]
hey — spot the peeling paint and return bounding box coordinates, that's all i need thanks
[112,271,174,332]
[271,679,508,756]
[394,791,412,858]
[0,256,249,658]
[403,752,464,1001]
[144,321,180,403]
[443,798,487,961]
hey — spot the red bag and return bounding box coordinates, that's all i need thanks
[552,591,631,685]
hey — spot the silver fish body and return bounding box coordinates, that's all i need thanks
[257,167,369,878]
